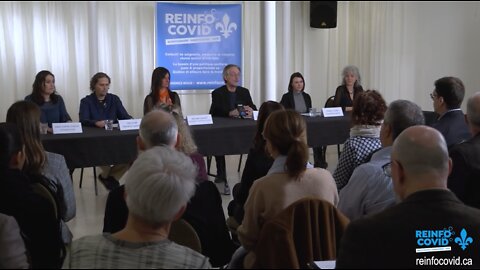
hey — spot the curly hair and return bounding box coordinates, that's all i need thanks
[352,90,387,126]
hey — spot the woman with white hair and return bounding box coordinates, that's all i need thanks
[66,147,211,269]
[332,65,364,112]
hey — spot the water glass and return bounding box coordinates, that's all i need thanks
[104,120,114,131]
[309,107,317,117]
[40,123,49,134]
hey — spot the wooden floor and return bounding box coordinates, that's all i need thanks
[67,147,341,240]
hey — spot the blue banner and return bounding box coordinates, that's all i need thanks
[156,3,242,90]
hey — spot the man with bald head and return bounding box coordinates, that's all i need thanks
[103,109,178,233]
[336,126,480,269]
[448,92,480,209]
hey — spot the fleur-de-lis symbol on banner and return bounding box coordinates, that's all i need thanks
[454,228,473,250]
[215,14,237,38]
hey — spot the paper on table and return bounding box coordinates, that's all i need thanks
[314,260,336,269]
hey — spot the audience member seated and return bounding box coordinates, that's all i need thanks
[209,64,257,185]
[280,72,312,113]
[6,101,76,244]
[79,72,133,190]
[430,76,470,149]
[332,65,364,112]
[231,110,339,269]
[279,72,326,168]
[0,122,64,268]
[25,70,72,131]
[228,101,284,227]
[338,100,425,221]
[0,210,29,269]
[333,90,387,191]
[448,92,480,208]
[65,147,211,269]
[143,67,182,115]
[103,110,235,267]
[336,125,480,268]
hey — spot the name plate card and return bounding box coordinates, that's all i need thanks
[253,111,259,121]
[52,122,83,134]
[118,119,141,131]
[187,114,213,126]
[322,107,344,117]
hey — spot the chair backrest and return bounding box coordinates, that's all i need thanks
[251,197,350,269]
[31,183,58,219]
[169,219,202,253]
[324,96,336,108]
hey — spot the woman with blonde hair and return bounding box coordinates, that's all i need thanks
[232,109,339,268]
[171,111,207,182]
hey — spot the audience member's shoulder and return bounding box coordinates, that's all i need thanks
[45,151,66,164]
[168,241,211,268]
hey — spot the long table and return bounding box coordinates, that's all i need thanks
[41,116,351,169]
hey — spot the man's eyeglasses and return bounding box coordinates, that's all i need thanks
[430,92,438,100]
[382,162,392,177]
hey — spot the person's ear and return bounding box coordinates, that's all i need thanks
[447,157,453,176]
[174,132,181,149]
[136,135,146,151]
[10,147,26,170]
[391,160,406,200]
[173,205,186,221]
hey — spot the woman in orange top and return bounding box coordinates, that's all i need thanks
[143,67,182,115]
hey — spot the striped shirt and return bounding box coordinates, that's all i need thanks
[63,234,211,269]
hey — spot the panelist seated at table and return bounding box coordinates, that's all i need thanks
[143,67,182,116]
[25,70,72,132]
[79,72,133,190]
[209,64,257,185]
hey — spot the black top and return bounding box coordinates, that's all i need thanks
[448,133,480,209]
[103,181,236,267]
[231,147,273,224]
[432,110,471,149]
[332,85,364,111]
[336,189,480,268]
[209,85,257,117]
[279,91,312,112]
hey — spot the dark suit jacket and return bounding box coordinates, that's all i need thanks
[209,85,256,117]
[279,91,312,113]
[336,189,480,269]
[432,110,470,149]
[448,133,480,209]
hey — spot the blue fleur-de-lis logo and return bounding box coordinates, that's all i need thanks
[454,229,473,250]
[215,14,237,38]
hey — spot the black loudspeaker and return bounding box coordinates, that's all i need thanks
[310,1,337,29]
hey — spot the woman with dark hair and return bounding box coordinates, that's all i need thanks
[228,101,285,226]
[333,65,364,112]
[143,67,181,115]
[233,109,338,268]
[6,101,76,245]
[279,72,312,113]
[333,90,387,190]
[25,70,71,128]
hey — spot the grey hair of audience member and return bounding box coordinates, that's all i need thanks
[139,110,178,149]
[384,100,425,139]
[125,146,196,226]
[393,125,449,176]
[467,92,480,127]
[341,65,362,87]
